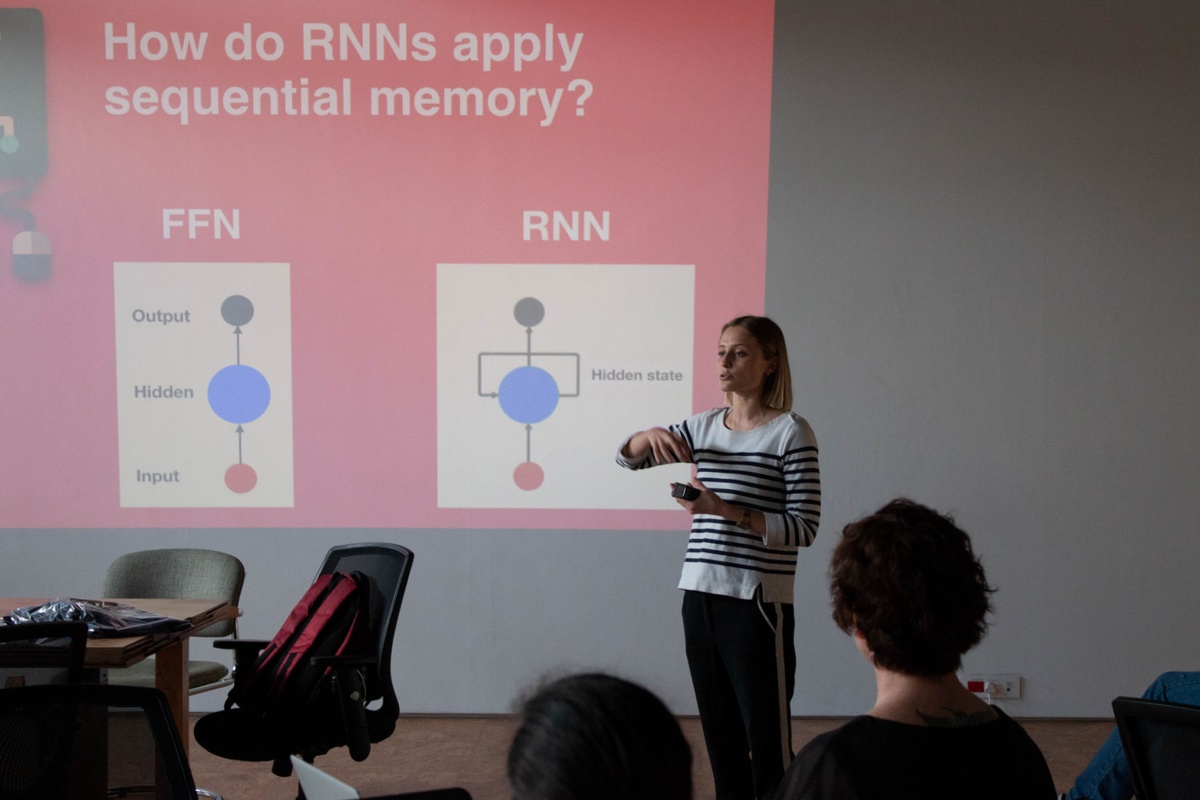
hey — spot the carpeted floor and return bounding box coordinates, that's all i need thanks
[187,713,1113,799]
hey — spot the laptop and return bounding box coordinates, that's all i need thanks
[292,756,359,800]
[290,756,471,800]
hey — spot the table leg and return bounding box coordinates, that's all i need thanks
[155,638,190,757]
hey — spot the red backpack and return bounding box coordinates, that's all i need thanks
[227,571,371,714]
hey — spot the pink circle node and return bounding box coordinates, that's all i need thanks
[513,461,544,491]
[225,463,258,493]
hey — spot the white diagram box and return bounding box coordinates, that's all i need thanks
[437,263,694,509]
[114,262,294,507]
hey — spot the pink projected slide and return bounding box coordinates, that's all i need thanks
[0,1,775,530]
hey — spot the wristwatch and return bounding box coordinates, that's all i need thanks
[735,507,752,530]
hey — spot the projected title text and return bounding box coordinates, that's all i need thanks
[102,22,593,127]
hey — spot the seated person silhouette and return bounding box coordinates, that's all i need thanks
[775,498,1056,800]
[1062,670,1200,800]
[507,672,692,800]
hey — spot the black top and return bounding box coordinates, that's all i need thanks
[775,707,1057,800]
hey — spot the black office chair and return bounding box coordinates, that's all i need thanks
[0,683,198,799]
[1113,695,1200,800]
[194,543,414,779]
[0,620,88,687]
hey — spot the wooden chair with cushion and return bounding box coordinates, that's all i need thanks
[102,548,245,695]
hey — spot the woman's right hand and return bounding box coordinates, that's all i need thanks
[628,427,692,465]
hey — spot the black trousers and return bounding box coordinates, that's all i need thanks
[682,589,796,800]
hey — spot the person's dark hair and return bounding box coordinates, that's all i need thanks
[507,672,693,800]
[721,315,793,411]
[830,498,995,676]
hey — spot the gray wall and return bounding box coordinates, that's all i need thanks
[4,1,1199,717]
[766,0,1200,716]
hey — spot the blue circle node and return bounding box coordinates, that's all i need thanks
[498,366,559,424]
[208,364,271,424]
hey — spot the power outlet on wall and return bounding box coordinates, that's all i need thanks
[961,674,1022,699]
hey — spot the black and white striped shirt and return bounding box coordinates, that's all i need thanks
[618,408,821,603]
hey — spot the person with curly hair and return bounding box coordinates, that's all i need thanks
[774,498,1056,799]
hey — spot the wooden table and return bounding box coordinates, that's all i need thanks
[1,597,237,756]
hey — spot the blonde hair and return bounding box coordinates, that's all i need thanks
[721,315,793,411]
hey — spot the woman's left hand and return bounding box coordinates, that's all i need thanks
[674,479,721,515]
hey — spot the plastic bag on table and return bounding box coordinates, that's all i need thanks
[5,598,190,638]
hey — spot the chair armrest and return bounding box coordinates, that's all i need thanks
[314,656,373,761]
[214,638,269,667]
[309,654,374,669]
[312,657,376,762]
[213,638,267,650]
